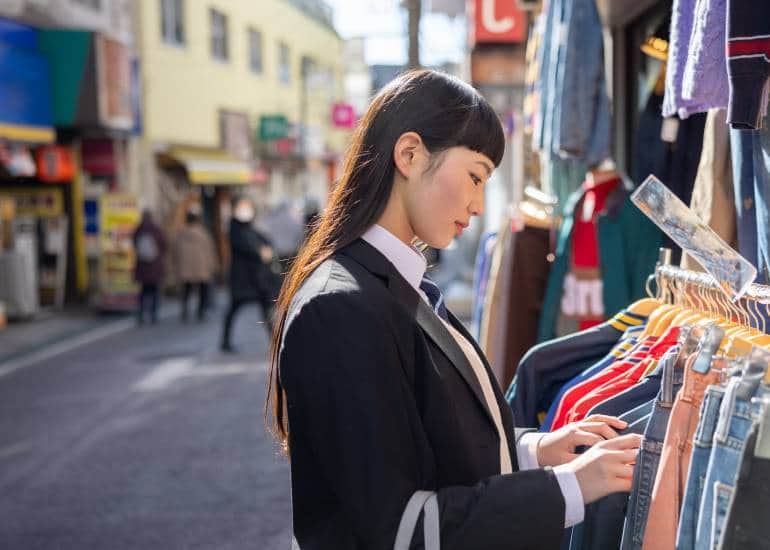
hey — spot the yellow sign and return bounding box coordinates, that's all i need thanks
[0,187,63,217]
[98,193,140,310]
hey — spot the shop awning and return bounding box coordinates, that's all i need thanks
[0,34,56,144]
[0,122,55,144]
[163,146,251,185]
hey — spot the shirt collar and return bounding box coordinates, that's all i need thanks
[361,224,426,292]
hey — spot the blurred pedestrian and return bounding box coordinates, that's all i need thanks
[172,209,218,322]
[133,209,166,325]
[220,196,280,352]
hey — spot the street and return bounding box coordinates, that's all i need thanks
[0,305,291,549]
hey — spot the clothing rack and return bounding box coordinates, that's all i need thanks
[654,264,770,303]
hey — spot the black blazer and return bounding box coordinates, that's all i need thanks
[280,239,565,550]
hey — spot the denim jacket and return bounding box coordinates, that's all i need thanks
[534,0,610,166]
[554,0,611,166]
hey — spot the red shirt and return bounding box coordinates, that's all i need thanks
[549,337,655,431]
[564,326,681,424]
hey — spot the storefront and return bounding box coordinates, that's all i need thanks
[0,18,62,319]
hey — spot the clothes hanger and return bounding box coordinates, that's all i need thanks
[649,276,692,337]
[751,300,770,348]
[637,272,675,337]
[627,269,666,321]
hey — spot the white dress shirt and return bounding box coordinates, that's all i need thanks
[361,224,585,528]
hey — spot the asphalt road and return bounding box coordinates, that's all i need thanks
[0,305,291,549]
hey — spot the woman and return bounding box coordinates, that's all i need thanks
[267,70,641,549]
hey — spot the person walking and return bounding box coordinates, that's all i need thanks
[172,209,217,322]
[267,70,641,549]
[220,197,279,352]
[133,209,166,325]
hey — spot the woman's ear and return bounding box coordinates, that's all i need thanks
[393,131,424,180]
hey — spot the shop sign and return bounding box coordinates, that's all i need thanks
[331,103,356,129]
[36,145,75,183]
[98,193,139,310]
[471,0,527,45]
[259,114,289,141]
[95,34,132,130]
[0,187,63,217]
[220,110,252,160]
[81,139,116,176]
[273,137,297,155]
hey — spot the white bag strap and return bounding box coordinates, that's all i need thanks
[394,490,437,550]
[423,494,440,550]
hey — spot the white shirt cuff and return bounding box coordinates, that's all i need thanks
[516,432,544,470]
[553,464,585,528]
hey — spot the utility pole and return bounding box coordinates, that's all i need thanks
[406,0,421,69]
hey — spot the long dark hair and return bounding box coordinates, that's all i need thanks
[266,69,505,449]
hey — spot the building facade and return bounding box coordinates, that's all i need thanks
[135,0,348,268]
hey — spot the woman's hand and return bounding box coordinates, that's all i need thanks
[536,414,628,467]
[563,433,642,504]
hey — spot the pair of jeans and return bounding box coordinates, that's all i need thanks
[641,354,722,550]
[569,405,651,550]
[719,420,770,549]
[694,381,770,549]
[181,281,210,321]
[675,384,725,550]
[137,283,159,324]
[730,119,770,286]
[620,352,684,550]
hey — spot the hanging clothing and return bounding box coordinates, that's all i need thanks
[533,0,610,167]
[681,0,729,114]
[470,231,497,340]
[537,180,662,343]
[500,224,552,389]
[560,178,619,332]
[663,0,699,118]
[726,0,770,129]
[508,309,647,428]
[682,108,737,270]
[539,325,645,432]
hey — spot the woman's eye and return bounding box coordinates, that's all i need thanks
[470,174,481,185]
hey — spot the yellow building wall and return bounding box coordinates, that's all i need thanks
[137,0,349,154]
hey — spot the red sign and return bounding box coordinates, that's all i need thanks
[36,145,75,183]
[470,0,527,44]
[331,103,356,129]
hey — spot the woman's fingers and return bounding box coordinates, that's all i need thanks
[579,421,620,441]
[583,414,628,430]
[571,430,604,448]
[599,433,642,450]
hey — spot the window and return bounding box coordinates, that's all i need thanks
[248,28,263,74]
[210,8,229,61]
[278,42,290,84]
[160,0,184,45]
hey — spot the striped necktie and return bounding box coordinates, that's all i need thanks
[420,276,449,322]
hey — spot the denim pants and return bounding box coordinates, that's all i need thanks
[730,118,770,285]
[720,420,770,549]
[620,355,684,550]
[568,403,651,550]
[642,356,722,550]
[675,384,725,550]
[694,381,770,549]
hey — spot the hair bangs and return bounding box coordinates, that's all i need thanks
[456,98,506,167]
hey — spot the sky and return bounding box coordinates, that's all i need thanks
[324,0,467,66]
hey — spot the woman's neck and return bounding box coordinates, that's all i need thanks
[376,186,416,246]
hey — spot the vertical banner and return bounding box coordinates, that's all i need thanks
[98,193,139,310]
